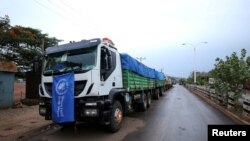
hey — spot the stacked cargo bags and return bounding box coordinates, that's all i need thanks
[120,53,165,91]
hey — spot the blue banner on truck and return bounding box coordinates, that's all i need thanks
[52,73,74,123]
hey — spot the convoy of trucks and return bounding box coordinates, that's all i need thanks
[38,38,172,132]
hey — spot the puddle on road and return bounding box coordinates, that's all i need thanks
[178,126,186,131]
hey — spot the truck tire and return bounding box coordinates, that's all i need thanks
[108,101,123,133]
[154,89,160,100]
[140,92,147,112]
[147,91,151,108]
[159,88,163,96]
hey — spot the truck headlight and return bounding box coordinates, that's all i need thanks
[39,101,45,106]
[84,109,98,117]
[85,102,97,106]
[39,106,46,116]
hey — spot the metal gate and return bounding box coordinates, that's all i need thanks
[0,72,15,108]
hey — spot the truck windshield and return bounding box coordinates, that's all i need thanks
[43,47,97,76]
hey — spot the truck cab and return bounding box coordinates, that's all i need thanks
[39,38,126,132]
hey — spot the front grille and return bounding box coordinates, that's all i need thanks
[44,80,87,96]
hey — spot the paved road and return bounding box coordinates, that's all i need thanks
[25,85,235,141]
[123,85,235,141]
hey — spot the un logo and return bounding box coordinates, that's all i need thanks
[55,79,69,95]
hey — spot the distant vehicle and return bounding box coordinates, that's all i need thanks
[165,76,173,88]
[36,38,170,132]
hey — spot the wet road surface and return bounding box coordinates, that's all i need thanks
[123,85,235,141]
[25,85,235,141]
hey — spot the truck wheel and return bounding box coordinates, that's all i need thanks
[108,101,123,133]
[147,92,151,108]
[140,92,147,112]
[160,88,163,96]
[154,89,160,100]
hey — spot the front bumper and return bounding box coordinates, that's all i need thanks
[39,97,112,124]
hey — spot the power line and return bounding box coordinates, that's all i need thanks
[34,0,70,22]
[47,0,99,34]
[60,0,108,35]
[33,0,94,36]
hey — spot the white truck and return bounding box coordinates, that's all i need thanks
[38,38,167,132]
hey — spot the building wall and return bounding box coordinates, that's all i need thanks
[0,72,14,108]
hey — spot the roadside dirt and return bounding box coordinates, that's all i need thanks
[0,82,51,141]
[0,105,51,141]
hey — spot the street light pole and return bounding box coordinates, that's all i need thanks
[194,47,196,84]
[182,42,207,84]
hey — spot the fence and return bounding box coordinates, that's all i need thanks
[186,84,250,118]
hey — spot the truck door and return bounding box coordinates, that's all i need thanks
[99,47,117,95]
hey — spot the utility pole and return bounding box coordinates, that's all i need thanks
[136,57,146,62]
[41,38,45,54]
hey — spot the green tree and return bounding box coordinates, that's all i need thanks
[186,71,208,85]
[0,15,62,78]
[186,72,194,84]
[210,49,250,107]
[179,78,186,85]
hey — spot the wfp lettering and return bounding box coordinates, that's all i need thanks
[56,95,64,118]
[52,73,75,123]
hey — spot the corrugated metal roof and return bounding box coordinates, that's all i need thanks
[0,61,17,73]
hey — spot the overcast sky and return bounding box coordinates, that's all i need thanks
[1,0,250,78]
